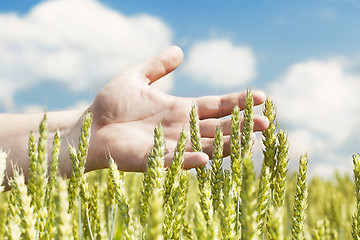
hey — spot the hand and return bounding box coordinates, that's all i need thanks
[87,46,269,172]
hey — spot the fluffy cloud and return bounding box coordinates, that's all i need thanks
[182,39,256,87]
[0,0,173,109]
[268,58,360,173]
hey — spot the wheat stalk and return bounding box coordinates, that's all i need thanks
[8,165,36,240]
[291,154,308,240]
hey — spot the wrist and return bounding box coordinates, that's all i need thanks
[56,107,90,178]
[60,107,106,175]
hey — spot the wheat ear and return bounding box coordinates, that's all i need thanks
[291,154,308,240]
[190,104,213,225]
[211,126,224,213]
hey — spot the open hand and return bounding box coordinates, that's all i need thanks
[88,46,269,172]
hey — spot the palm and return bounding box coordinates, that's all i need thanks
[89,46,268,172]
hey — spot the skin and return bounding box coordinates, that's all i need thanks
[0,46,269,189]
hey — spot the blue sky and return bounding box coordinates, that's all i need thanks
[1,0,360,176]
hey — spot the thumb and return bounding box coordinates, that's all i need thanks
[135,46,183,85]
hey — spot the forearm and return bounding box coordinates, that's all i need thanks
[0,108,88,189]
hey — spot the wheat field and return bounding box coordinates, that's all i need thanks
[0,89,358,239]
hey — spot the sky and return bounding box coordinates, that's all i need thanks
[1,0,360,177]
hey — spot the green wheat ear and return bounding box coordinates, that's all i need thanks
[189,103,213,225]
[27,131,37,205]
[140,124,165,229]
[47,129,61,200]
[267,129,289,240]
[211,126,224,213]
[353,153,360,239]
[312,219,330,240]
[189,104,203,153]
[257,162,271,237]
[89,181,102,239]
[291,154,308,240]
[170,170,189,240]
[164,128,187,205]
[54,177,72,240]
[109,157,136,239]
[143,124,165,239]
[221,170,236,240]
[27,114,49,218]
[108,157,130,226]
[262,98,277,175]
[25,114,49,240]
[44,129,61,240]
[4,187,21,239]
[240,154,258,240]
[35,113,49,210]
[145,188,164,240]
[163,128,188,239]
[230,104,243,235]
[242,89,254,159]
[273,130,290,207]
[8,164,36,240]
[68,110,92,213]
[267,206,284,240]
[230,105,242,190]
[257,97,277,237]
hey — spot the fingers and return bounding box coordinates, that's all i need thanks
[199,136,231,157]
[164,152,209,170]
[164,132,260,170]
[190,134,257,159]
[135,46,183,84]
[195,90,266,119]
[199,115,269,138]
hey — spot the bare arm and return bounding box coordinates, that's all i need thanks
[0,108,87,189]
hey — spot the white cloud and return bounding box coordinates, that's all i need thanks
[268,57,360,174]
[0,0,173,109]
[182,39,256,87]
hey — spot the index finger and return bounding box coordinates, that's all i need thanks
[195,90,266,119]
